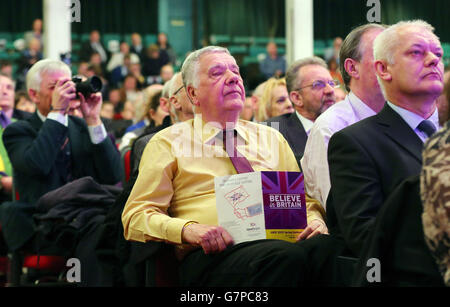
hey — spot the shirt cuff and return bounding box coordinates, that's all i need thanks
[88,124,108,144]
[47,112,68,127]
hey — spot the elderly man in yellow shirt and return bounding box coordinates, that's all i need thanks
[122,46,327,286]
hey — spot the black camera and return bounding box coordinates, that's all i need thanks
[72,76,103,99]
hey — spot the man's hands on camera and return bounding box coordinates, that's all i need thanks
[182,223,234,254]
[51,78,76,114]
[79,92,102,126]
[50,78,102,126]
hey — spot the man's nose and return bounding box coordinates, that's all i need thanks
[323,83,334,94]
[425,51,441,67]
[225,70,240,84]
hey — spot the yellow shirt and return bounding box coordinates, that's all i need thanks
[122,116,325,247]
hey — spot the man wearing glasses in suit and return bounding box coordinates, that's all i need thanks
[266,56,337,166]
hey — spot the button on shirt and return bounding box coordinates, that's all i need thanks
[301,92,377,207]
[122,115,325,253]
[387,102,440,143]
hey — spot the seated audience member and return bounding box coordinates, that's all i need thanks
[119,87,169,151]
[93,72,193,286]
[327,20,443,258]
[76,61,90,79]
[0,61,13,79]
[157,32,177,65]
[119,74,142,106]
[250,81,267,122]
[256,77,293,122]
[2,58,122,207]
[130,72,193,173]
[259,42,286,80]
[129,61,147,90]
[240,96,254,121]
[110,54,132,88]
[324,37,343,64]
[24,18,43,51]
[421,118,450,286]
[16,38,43,90]
[119,100,135,121]
[122,46,327,287]
[130,33,145,61]
[436,70,450,125]
[107,41,140,73]
[327,58,344,86]
[0,75,29,203]
[301,23,386,206]
[266,57,337,163]
[100,101,115,120]
[1,59,123,285]
[79,30,109,64]
[14,90,36,114]
[160,64,174,84]
[334,87,347,102]
[142,44,169,80]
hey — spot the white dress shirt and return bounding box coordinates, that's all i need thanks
[387,101,440,143]
[295,111,314,136]
[300,92,377,208]
[40,110,107,145]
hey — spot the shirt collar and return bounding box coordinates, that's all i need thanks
[347,91,377,118]
[387,101,440,132]
[295,111,314,134]
[37,109,46,122]
[193,114,249,145]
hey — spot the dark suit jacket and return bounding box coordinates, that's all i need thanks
[352,175,444,286]
[12,109,32,120]
[79,41,110,63]
[3,112,123,204]
[326,103,424,257]
[265,112,308,166]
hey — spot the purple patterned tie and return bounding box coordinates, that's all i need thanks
[223,129,254,174]
[0,111,11,129]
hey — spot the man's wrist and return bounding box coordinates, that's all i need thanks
[85,117,102,127]
[50,105,67,115]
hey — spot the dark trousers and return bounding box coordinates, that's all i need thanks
[179,235,348,287]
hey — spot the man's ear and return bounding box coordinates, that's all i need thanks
[289,90,303,108]
[374,60,392,81]
[169,96,181,110]
[159,97,170,113]
[186,85,200,107]
[28,88,39,104]
[344,58,359,80]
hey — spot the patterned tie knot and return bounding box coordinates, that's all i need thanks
[418,120,436,138]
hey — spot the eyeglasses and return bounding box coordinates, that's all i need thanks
[296,79,340,91]
[173,85,184,96]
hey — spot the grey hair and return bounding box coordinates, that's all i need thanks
[181,46,230,88]
[168,72,181,122]
[373,20,438,99]
[339,23,387,91]
[285,56,327,93]
[168,72,182,97]
[161,77,172,99]
[26,59,71,92]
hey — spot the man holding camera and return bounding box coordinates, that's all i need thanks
[0,59,122,278]
[3,59,122,205]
